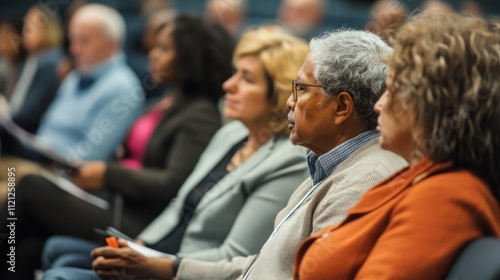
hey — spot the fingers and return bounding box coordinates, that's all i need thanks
[91,246,122,259]
[93,255,125,271]
[93,255,143,280]
[117,238,129,248]
[95,268,127,280]
[134,239,145,245]
[92,257,120,280]
[95,268,116,280]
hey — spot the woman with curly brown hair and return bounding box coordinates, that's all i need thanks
[293,13,500,280]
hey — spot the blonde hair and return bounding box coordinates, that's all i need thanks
[28,5,63,50]
[387,13,500,199]
[233,26,309,135]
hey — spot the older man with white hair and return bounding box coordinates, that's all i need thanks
[34,3,144,162]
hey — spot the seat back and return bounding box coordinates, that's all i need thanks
[446,237,500,280]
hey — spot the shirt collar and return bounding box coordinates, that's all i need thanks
[307,130,380,184]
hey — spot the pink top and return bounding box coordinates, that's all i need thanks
[120,95,174,169]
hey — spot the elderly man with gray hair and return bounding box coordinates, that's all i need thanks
[32,3,144,162]
[81,29,407,280]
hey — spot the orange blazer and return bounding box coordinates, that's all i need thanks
[294,157,500,280]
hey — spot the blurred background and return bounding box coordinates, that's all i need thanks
[1,0,498,35]
[0,0,499,106]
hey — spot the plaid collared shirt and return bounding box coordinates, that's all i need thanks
[307,130,380,185]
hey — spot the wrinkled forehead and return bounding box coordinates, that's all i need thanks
[297,54,316,82]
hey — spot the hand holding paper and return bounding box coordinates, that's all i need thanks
[92,239,176,280]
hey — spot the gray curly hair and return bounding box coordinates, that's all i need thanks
[309,29,392,130]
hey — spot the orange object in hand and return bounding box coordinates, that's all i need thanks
[105,236,119,248]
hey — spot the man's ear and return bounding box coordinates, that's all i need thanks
[333,91,355,125]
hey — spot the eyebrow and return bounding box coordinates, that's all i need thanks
[241,69,252,76]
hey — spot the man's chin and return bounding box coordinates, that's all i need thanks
[289,134,299,146]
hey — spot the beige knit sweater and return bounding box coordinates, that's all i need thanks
[177,139,407,280]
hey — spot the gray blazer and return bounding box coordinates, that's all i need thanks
[138,121,309,261]
[176,139,407,280]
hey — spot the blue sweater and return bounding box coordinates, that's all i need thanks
[36,53,145,162]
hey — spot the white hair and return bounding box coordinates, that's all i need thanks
[208,0,247,12]
[309,29,392,129]
[73,4,126,44]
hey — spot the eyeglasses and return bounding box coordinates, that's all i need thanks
[291,80,325,102]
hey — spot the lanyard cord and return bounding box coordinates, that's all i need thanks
[241,180,324,279]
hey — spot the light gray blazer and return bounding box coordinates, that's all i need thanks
[138,121,309,261]
[176,138,408,279]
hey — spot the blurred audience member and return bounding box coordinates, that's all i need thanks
[139,0,174,16]
[141,10,176,55]
[120,0,176,101]
[205,0,247,37]
[0,13,233,280]
[422,0,455,14]
[294,13,500,280]
[5,5,64,134]
[277,0,326,40]
[31,3,144,162]
[0,4,144,190]
[461,0,482,17]
[57,0,88,82]
[0,5,65,187]
[128,9,175,101]
[0,19,25,100]
[0,19,26,199]
[366,0,408,42]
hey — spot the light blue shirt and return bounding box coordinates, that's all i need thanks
[37,53,145,162]
[307,130,380,184]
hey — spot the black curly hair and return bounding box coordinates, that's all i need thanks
[159,14,235,103]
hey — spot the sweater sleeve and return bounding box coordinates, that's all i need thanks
[177,256,254,280]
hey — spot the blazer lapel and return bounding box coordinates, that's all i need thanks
[174,123,250,205]
[195,136,277,210]
[142,95,188,162]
